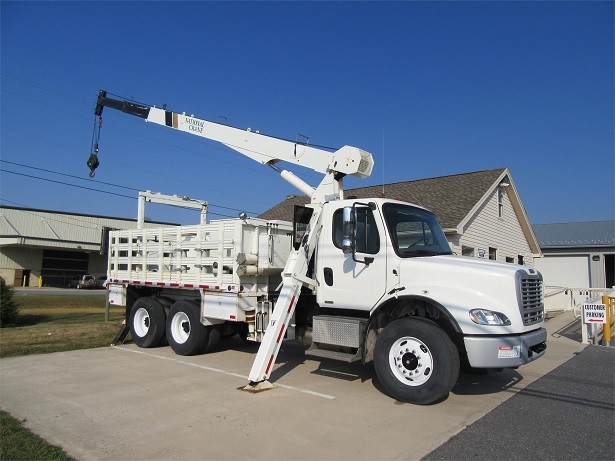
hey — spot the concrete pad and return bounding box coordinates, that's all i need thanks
[0,311,585,460]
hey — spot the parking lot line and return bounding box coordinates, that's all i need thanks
[112,346,336,400]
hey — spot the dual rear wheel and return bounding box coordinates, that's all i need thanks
[128,297,220,355]
[166,300,221,355]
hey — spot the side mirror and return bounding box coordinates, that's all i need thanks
[341,206,355,254]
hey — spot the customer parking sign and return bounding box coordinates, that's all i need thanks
[582,304,607,324]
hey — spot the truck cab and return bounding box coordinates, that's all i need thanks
[291,198,546,403]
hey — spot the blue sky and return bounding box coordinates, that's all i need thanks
[1,1,613,225]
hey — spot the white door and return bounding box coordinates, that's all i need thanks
[316,204,388,312]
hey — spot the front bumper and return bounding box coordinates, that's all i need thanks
[464,328,547,368]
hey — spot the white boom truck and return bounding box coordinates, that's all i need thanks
[93,90,546,404]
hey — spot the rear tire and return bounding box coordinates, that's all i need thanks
[129,297,167,348]
[204,324,221,352]
[374,317,459,405]
[167,300,208,356]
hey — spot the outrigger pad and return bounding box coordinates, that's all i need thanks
[239,381,277,394]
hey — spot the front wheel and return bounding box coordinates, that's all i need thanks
[374,317,459,405]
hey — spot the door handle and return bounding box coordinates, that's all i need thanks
[324,267,333,286]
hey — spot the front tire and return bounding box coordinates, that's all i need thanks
[374,317,459,405]
[129,297,167,348]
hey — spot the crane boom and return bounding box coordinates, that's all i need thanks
[94,90,374,202]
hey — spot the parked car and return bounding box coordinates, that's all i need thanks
[67,277,81,288]
[95,275,108,288]
[71,274,97,289]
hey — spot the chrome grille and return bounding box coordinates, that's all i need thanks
[517,272,544,326]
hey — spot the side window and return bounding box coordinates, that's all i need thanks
[333,208,380,255]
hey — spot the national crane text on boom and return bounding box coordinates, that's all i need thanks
[185,116,204,133]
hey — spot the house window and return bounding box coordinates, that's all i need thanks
[462,246,475,257]
[489,247,497,260]
[506,257,514,264]
[518,255,524,265]
[498,189,504,218]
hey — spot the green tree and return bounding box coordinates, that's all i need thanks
[0,276,19,327]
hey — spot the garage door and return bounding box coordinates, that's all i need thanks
[534,255,590,287]
[41,250,88,288]
[535,255,590,310]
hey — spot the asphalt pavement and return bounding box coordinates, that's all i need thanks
[422,344,615,461]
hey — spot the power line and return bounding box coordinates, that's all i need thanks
[1,159,140,192]
[0,170,245,219]
[1,125,274,208]
[0,169,136,199]
[0,160,261,215]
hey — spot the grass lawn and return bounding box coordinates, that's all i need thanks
[0,410,75,461]
[0,295,126,358]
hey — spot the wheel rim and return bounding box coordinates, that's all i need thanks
[133,307,150,338]
[170,311,190,344]
[388,336,434,386]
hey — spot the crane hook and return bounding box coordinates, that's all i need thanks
[87,153,99,178]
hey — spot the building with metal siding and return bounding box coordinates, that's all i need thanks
[0,206,176,287]
[533,221,615,289]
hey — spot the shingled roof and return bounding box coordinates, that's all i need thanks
[259,168,508,231]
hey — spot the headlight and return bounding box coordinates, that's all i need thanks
[469,309,511,326]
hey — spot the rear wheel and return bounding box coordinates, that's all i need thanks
[167,301,208,356]
[129,297,167,348]
[374,317,459,405]
[205,324,221,352]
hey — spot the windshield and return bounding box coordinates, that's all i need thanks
[382,203,452,257]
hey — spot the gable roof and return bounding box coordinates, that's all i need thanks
[259,167,541,256]
[259,168,507,230]
[532,221,615,248]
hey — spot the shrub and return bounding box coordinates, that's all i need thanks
[0,276,19,327]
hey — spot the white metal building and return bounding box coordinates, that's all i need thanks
[0,206,175,287]
[532,221,615,311]
[533,221,615,289]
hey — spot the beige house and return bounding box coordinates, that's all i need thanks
[259,167,541,266]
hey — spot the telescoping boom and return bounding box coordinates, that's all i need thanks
[92,90,373,204]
